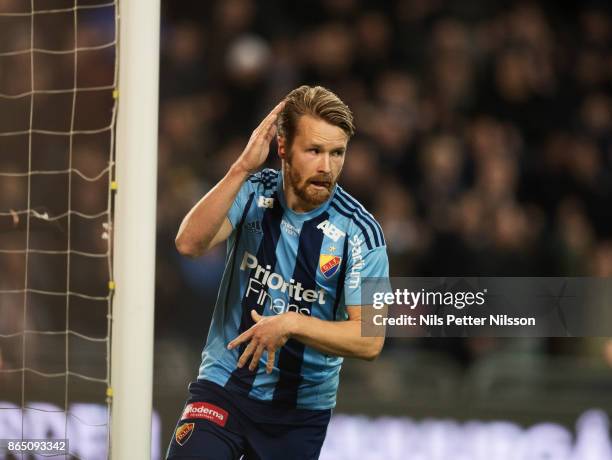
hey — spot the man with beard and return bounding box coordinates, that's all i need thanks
[168,86,389,460]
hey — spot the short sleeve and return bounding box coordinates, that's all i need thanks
[227,179,256,229]
[343,238,390,306]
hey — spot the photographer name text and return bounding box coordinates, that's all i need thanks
[372,314,536,327]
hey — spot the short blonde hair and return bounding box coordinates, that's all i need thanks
[277,85,355,148]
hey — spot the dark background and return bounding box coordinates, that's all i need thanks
[0,0,611,457]
[155,0,612,446]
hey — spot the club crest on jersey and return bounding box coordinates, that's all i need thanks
[175,422,195,446]
[319,254,342,278]
[257,196,274,208]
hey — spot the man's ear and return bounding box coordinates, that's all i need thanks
[277,135,286,160]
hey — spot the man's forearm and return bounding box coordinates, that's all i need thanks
[175,102,284,258]
[175,163,249,257]
[287,313,384,361]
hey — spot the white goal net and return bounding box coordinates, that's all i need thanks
[0,1,118,458]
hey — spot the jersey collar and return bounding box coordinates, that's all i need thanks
[277,169,336,221]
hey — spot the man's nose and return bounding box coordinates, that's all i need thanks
[318,152,331,173]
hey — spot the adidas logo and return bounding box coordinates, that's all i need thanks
[246,220,263,234]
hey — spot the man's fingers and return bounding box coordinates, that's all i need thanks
[249,344,265,371]
[255,101,285,137]
[268,100,285,117]
[265,349,275,374]
[237,340,257,368]
[251,309,262,323]
[263,122,277,144]
[255,115,278,143]
[227,329,252,350]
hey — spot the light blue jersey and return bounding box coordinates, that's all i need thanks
[198,169,389,410]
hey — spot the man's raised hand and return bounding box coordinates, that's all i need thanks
[234,101,285,175]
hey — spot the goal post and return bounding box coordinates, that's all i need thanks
[111,0,160,458]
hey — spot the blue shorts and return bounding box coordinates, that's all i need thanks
[166,380,332,460]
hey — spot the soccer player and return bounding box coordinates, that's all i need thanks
[167,86,389,460]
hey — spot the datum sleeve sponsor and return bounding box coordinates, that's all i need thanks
[343,238,390,306]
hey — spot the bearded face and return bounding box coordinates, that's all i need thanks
[280,115,348,212]
[284,157,335,207]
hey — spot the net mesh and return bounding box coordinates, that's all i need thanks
[0,1,118,457]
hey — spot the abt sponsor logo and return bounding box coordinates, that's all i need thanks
[348,235,365,289]
[181,402,228,428]
[240,251,326,315]
[317,220,345,242]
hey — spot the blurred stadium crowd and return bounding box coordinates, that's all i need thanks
[0,0,610,414]
[156,0,612,351]
[0,1,115,377]
[0,0,610,447]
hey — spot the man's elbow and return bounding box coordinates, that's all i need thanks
[361,338,384,361]
[175,236,203,258]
